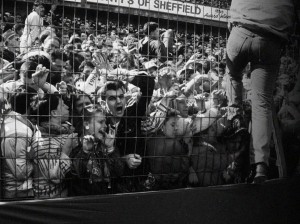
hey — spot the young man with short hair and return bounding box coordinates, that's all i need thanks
[99,72,155,192]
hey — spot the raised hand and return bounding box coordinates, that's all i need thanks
[32,64,50,88]
[124,154,142,169]
[62,133,79,156]
[82,135,95,154]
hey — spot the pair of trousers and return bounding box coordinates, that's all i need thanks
[226,26,282,165]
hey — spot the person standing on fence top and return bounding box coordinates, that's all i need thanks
[226,0,296,183]
[20,0,45,54]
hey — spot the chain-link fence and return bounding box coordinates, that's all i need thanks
[0,0,299,201]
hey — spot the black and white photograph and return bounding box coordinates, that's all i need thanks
[0,0,299,223]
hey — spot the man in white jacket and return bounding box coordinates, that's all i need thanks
[20,0,45,54]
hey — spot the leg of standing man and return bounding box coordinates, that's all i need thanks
[226,25,283,183]
[249,36,282,183]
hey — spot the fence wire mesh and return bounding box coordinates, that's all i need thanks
[0,0,299,201]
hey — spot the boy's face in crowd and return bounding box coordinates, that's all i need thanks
[185,48,193,59]
[176,98,189,118]
[126,35,135,45]
[163,117,188,138]
[219,69,225,78]
[62,34,69,46]
[158,74,172,87]
[82,65,93,77]
[106,88,126,117]
[110,31,117,40]
[62,73,74,85]
[16,27,24,37]
[75,95,92,115]
[81,33,87,41]
[171,74,178,85]
[163,117,178,138]
[85,52,92,62]
[110,52,119,64]
[148,67,157,76]
[242,73,251,91]
[53,58,66,70]
[65,60,72,73]
[16,15,22,23]
[150,28,160,40]
[86,112,107,141]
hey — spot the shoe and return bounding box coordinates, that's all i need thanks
[246,166,255,184]
[253,163,268,184]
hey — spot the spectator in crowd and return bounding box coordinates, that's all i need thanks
[139,22,168,63]
[68,105,123,196]
[146,113,192,189]
[3,23,24,55]
[0,35,15,63]
[99,71,155,192]
[0,85,36,199]
[48,49,68,85]
[20,0,45,54]
[14,23,25,38]
[31,94,77,198]
[0,61,49,97]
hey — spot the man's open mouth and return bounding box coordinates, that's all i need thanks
[116,105,123,113]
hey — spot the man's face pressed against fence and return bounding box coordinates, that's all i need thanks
[106,88,126,117]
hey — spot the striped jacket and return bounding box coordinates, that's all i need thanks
[0,112,34,198]
[31,123,72,199]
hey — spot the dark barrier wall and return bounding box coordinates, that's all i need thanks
[0,177,300,224]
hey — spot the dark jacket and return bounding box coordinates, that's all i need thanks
[139,37,168,62]
[107,72,155,191]
[68,143,124,196]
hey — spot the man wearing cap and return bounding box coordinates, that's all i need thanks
[139,22,168,63]
[20,0,45,54]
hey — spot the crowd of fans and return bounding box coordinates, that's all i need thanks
[0,0,299,200]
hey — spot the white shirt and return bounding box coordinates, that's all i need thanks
[21,11,44,47]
